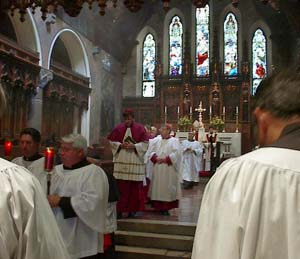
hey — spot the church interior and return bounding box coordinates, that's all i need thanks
[0,0,300,258]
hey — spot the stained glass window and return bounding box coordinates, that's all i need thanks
[196,4,210,77]
[252,29,267,95]
[169,15,183,76]
[224,13,238,76]
[142,33,156,97]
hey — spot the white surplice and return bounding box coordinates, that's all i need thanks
[192,147,300,259]
[0,158,71,259]
[181,140,203,182]
[12,156,47,193]
[147,137,182,201]
[110,128,148,181]
[145,135,161,181]
[51,163,109,259]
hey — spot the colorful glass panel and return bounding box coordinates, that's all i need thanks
[252,29,267,95]
[169,15,183,76]
[224,13,238,76]
[142,33,156,97]
[196,4,210,77]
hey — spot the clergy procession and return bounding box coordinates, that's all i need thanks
[1,69,300,259]
[2,0,300,257]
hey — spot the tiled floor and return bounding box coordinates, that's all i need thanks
[133,178,209,223]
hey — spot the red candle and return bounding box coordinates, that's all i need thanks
[4,140,12,156]
[44,147,55,172]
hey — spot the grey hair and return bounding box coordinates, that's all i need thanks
[252,70,300,119]
[0,83,6,116]
[61,133,88,155]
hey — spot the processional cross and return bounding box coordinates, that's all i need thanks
[195,101,206,129]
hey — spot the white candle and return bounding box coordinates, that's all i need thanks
[177,106,180,114]
[236,106,239,114]
[190,106,192,114]
[165,106,167,114]
[209,106,212,115]
[223,106,225,114]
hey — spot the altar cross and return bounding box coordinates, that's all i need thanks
[195,101,206,129]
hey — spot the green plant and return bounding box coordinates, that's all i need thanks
[210,116,224,131]
[178,116,192,130]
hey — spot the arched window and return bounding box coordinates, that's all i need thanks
[196,4,210,77]
[169,15,183,76]
[142,33,156,97]
[252,28,267,95]
[224,12,238,76]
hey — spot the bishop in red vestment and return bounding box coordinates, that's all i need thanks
[108,109,148,218]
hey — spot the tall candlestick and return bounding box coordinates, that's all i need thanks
[4,140,12,157]
[235,107,239,133]
[177,106,180,127]
[223,106,226,132]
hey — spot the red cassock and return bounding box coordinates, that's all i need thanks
[197,52,208,65]
[108,122,148,213]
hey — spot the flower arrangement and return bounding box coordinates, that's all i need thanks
[210,116,225,132]
[178,116,192,131]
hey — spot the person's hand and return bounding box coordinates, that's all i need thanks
[157,158,166,164]
[126,143,135,150]
[47,195,61,208]
[157,158,169,164]
[121,142,129,149]
[121,142,135,151]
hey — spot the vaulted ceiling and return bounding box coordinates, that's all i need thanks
[1,0,299,64]
[53,0,299,64]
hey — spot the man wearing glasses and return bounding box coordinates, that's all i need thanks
[47,133,109,259]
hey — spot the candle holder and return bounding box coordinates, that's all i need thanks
[164,106,167,124]
[235,112,239,133]
[222,114,226,133]
[44,147,55,195]
[222,106,226,132]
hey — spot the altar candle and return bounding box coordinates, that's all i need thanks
[177,106,180,114]
[223,106,225,114]
[209,106,212,115]
[236,106,239,114]
[44,147,55,172]
[190,106,192,114]
[164,106,167,114]
[4,140,12,156]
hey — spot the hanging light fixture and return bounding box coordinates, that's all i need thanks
[124,0,144,12]
[162,0,170,12]
[1,0,281,22]
[231,0,239,8]
[191,0,209,8]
